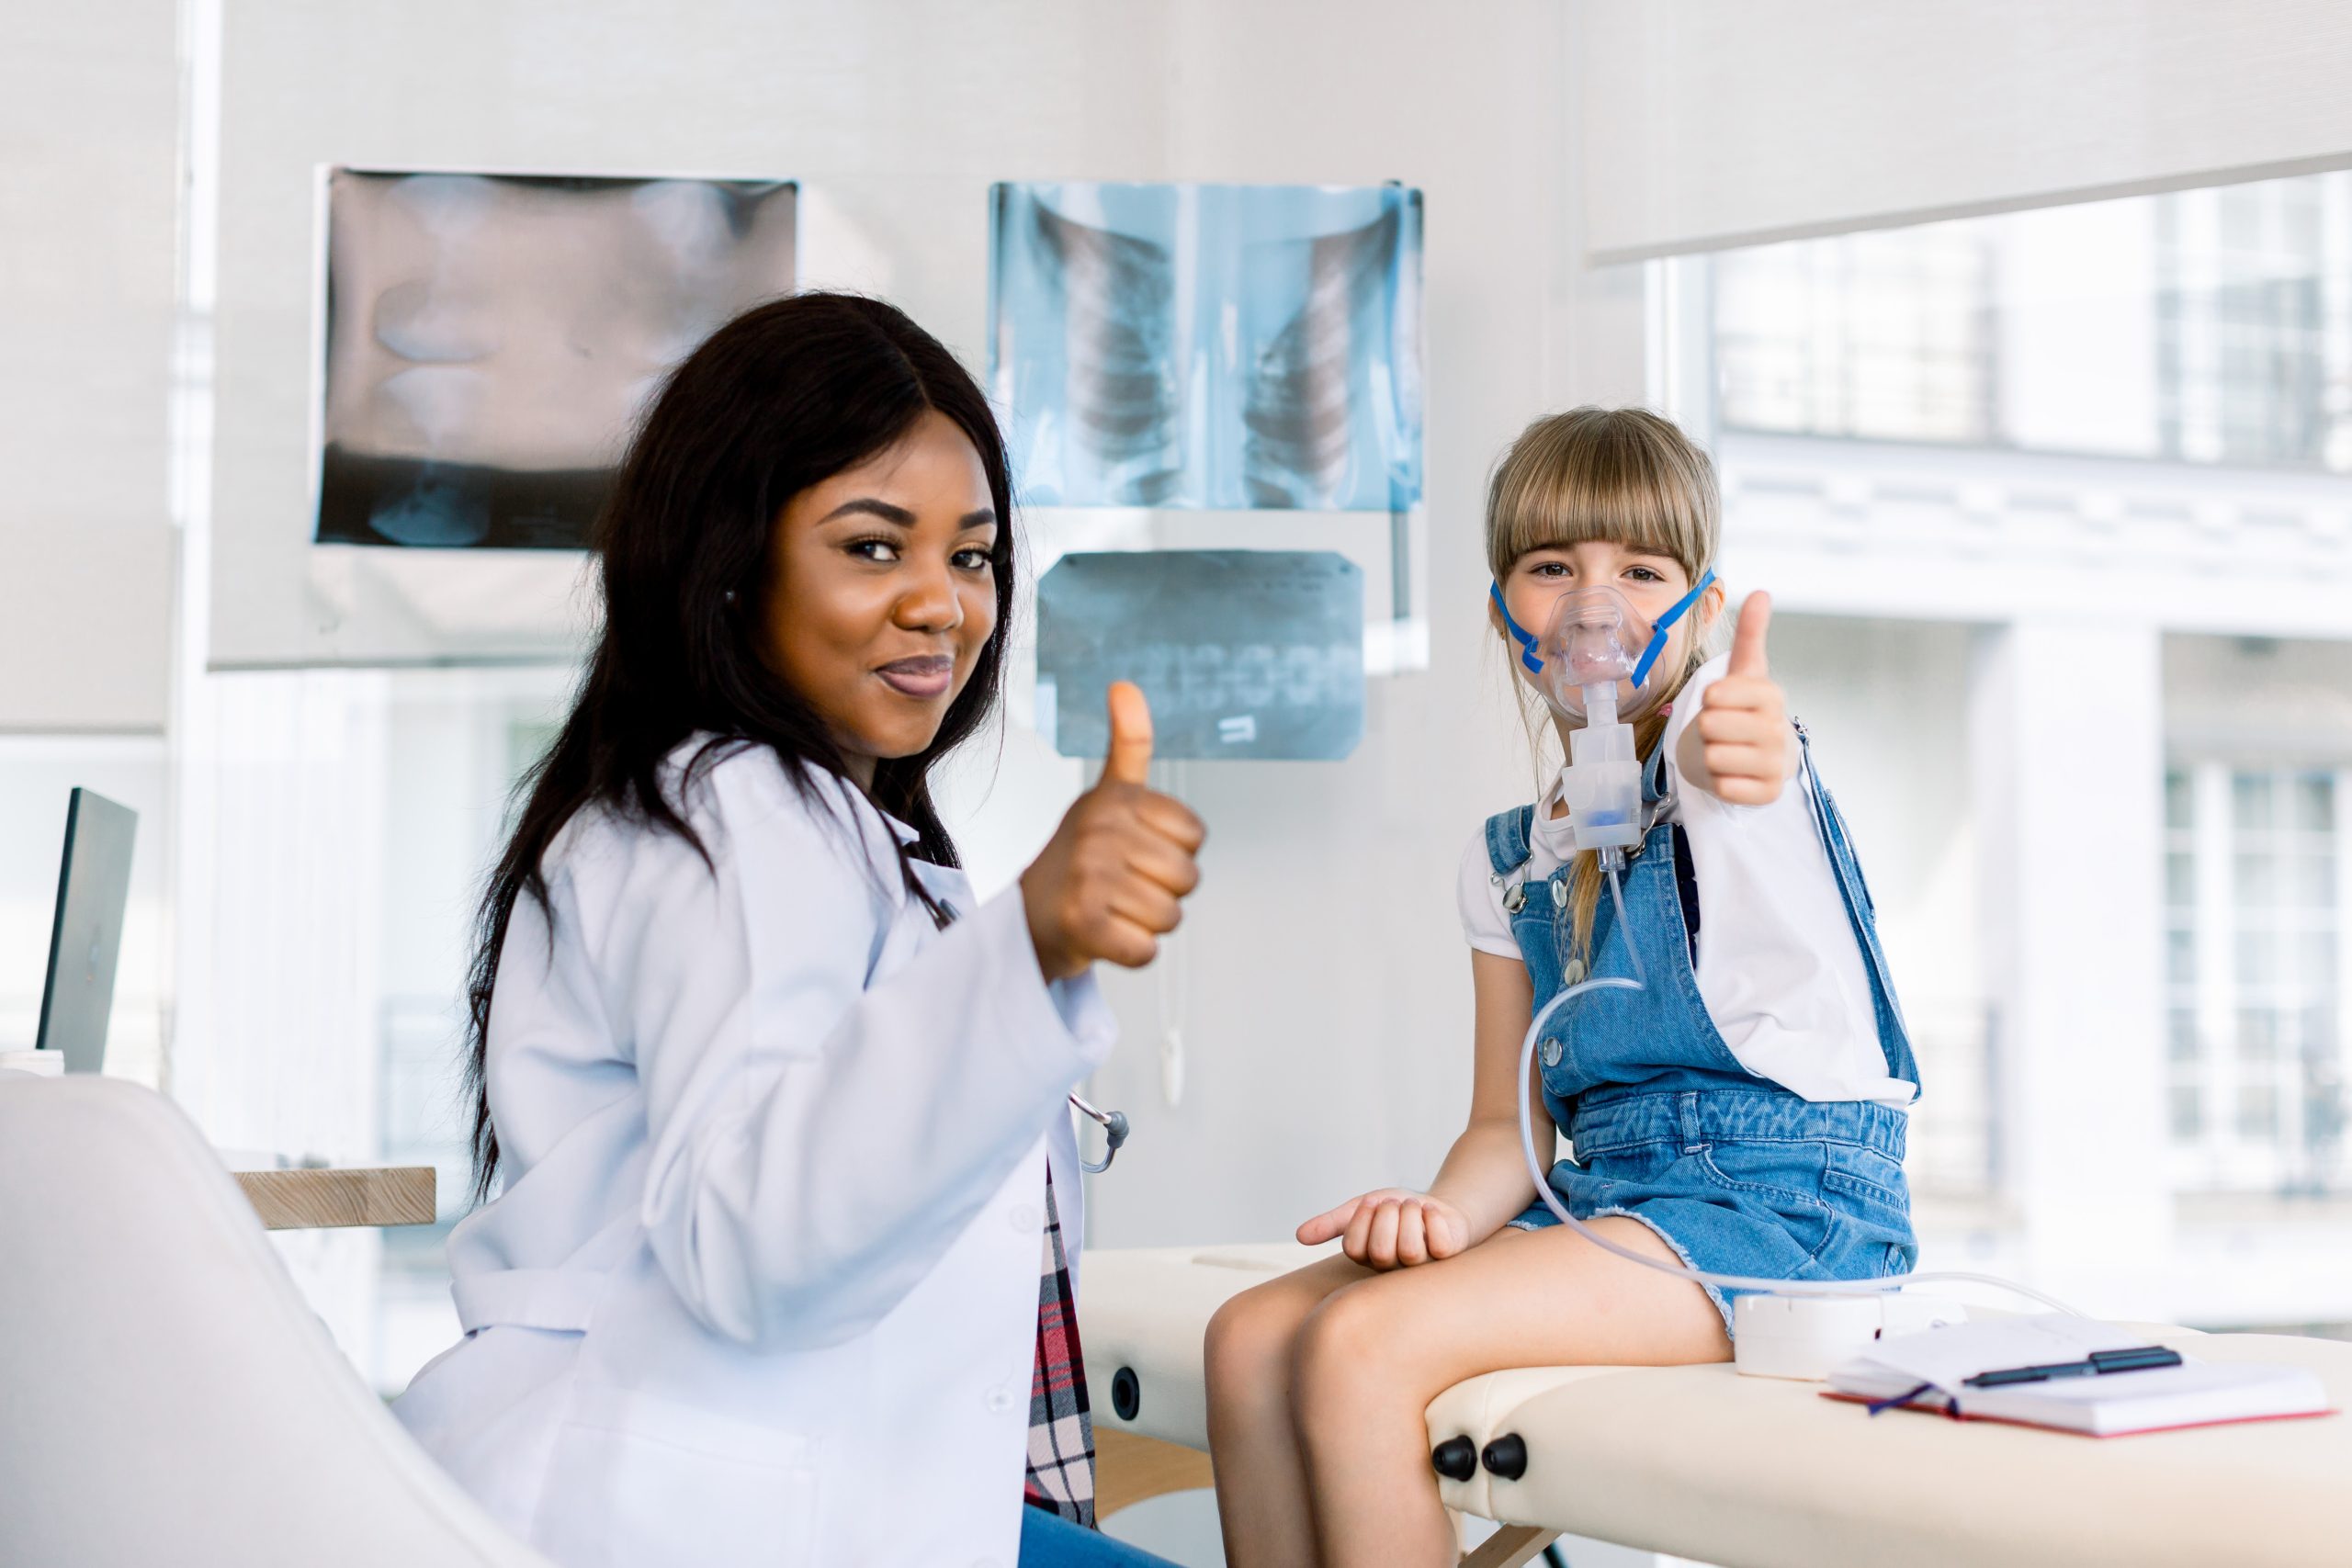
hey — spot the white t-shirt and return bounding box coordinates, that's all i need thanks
[1458,654,1916,1106]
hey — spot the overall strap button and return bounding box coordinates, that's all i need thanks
[1550,878,1568,909]
[1502,884,1528,914]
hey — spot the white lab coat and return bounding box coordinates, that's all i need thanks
[394,739,1114,1568]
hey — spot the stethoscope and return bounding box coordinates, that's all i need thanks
[1068,1093,1130,1174]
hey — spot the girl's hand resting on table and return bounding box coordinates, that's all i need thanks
[1021,682,1205,981]
[1296,1189,1471,1271]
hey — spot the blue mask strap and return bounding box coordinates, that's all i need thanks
[1490,582,1544,674]
[1629,568,1716,688]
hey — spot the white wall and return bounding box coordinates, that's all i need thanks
[1015,3,1627,1247]
[0,2,179,730]
[203,0,1157,666]
[61,0,2346,1319]
[170,0,1630,1260]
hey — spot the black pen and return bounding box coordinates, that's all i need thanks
[1963,1346,2183,1388]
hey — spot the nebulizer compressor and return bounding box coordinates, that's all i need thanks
[1498,581,2079,1380]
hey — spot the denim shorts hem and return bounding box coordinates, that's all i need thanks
[1507,1199,1735,1338]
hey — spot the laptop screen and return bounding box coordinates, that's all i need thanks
[36,788,138,1074]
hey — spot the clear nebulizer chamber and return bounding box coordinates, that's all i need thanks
[1543,590,1645,861]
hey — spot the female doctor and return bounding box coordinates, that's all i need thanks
[395,293,1198,1568]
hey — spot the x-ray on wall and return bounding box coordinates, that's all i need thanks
[315,170,797,550]
[990,182,1423,512]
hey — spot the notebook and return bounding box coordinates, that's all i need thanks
[1827,1314,2335,1437]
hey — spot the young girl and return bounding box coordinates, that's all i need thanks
[1203,407,1920,1568]
[393,293,1193,1568]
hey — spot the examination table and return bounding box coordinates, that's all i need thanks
[1081,1244,2352,1568]
[7,1070,2342,1567]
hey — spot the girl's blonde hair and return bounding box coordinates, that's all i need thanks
[1484,407,1724,964]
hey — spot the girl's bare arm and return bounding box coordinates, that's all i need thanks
[1424,949,1552,1241]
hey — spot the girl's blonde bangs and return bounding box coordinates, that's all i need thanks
[1486,408,1719,583]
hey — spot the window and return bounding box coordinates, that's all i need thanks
[2166,763,2348,1192]
[2155,179,2346,469]
[1715,169,2352,474]
[368,673,575,1393]
[1714,222,1998,446]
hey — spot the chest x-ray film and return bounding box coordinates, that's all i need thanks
[315,170,797,549]
[990,183,1423,512]
[1037,551,1363,761]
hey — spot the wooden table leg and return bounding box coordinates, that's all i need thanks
[1461,1523,1560,1568]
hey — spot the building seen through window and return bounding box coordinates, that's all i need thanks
[1715,170,2352,474]
[2166,764,2346,1194]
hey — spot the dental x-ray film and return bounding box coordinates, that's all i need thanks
[1036,551,1364,761]
[315,170,797,549]
[989,183,1423,512]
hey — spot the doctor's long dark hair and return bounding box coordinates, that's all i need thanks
[462,293,1018,1202]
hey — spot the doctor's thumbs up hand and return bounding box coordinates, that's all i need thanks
[1021,682,1205,981]
[1690,590,1793,807]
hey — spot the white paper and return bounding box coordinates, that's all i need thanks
[1835,1314,2153,1399]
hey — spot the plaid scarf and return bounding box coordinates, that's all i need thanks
[1022,1169,1095,1527]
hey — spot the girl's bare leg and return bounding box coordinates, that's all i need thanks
[1203,1255,1370,1568]
[1289,1220,1730,1568]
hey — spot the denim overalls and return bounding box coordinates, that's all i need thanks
[1492,727,1922,1334]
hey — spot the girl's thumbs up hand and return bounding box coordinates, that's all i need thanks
[1690,592,1794,807]
[1022,682,1206,981]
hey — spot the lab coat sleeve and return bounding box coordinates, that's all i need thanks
[613,764,1115,1349]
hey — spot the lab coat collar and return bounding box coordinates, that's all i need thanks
[816,764,919,848]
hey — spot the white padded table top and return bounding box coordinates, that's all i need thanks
[1079,1244,2352,1568]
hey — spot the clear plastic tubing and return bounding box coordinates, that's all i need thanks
[1515,860,2086,1317]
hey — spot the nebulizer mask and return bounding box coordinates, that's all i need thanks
[1486,569,2084,1379]
[1490,571,1714,864]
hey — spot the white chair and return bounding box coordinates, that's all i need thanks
[0,1072,549,1568]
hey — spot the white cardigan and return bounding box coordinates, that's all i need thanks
[394,740,1113,1568]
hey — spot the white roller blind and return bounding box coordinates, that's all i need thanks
[1578,0,2352,263]
[0,2,178,729]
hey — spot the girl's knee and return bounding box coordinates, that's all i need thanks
[1204,1280,1307,1406]
[1287,1280,1408,1416]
